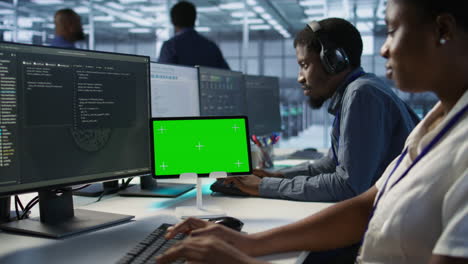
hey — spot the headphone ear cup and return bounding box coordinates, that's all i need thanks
[321,47,350,75]
[320,48,335,74]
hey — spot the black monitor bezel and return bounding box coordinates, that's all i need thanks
[0,41,152,196]
[149,116,252,178]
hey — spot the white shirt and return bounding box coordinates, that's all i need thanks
[359,90,468,264]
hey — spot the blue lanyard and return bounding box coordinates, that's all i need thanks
[331,70,366,165]
[369,104,468,220]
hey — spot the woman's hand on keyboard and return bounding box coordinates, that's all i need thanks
[165,217,212,239]
[156,235,267,264]
[165,217,255,255]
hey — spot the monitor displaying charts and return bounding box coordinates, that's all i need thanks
[150,116,252,177]
[198,66,246,116]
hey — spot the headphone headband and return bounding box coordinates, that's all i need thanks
[307,21,321,33]
[304,20,350,74]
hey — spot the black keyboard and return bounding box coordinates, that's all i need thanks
[210,179,249,197]
[117,223,186,264]
[288,149,324,160]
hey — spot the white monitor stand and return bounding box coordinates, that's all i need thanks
[175,172,227,219]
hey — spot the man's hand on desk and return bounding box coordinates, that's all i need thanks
[159,217,266,264]
[224,175,262,196]
[252,169,284,178]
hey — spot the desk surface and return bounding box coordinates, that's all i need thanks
[0,176,331,264]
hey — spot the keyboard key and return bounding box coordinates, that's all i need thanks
[116,223,187,264]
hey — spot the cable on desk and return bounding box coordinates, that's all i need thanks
[14,195,22,220]
[120,178,133,190]
[71,184,92,192]
[20,196,39,219]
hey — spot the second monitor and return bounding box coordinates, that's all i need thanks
[119,62,200,197]
[198,66,246,116]
[244,75,282,136]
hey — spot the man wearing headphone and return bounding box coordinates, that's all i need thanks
[225,18,420,204]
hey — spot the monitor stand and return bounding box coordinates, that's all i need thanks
[0,196,14,223]
[0,188,133,238]
[73,180,121,197]
[118,175,195,198]
[175,172,227,219]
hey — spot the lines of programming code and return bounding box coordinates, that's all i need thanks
[0,52,19,185]
[74,69,135,128]
[23,56,136,129]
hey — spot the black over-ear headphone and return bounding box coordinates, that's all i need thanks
[307,21,350,74]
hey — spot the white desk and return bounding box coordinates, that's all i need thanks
[0,178,332,264]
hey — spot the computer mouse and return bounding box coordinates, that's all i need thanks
[209,216,244,232]
[304,147,318,152]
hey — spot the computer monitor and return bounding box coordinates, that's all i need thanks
[151,116,252,218]
[244,75,282,136]
[119,62,199,197]
[150,116,252,177]
[0,42,151,238]
[198,66,246,116]
[149,62,200,117]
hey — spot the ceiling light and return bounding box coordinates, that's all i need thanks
[94,5,153,26]
[0,9,14,15]
[260,13,272,20]
[268,20,279,26]
[111,22,135,28]
[140,5,166,13]
[281,32,291,39]
[129,28,152,33]
[299,0,325,6]
[119,0,146,3]
[356,8,373,18]
[219,2,245,10]
[231,11,255,18]
[31,0,63,4]
[230,18,264,25]
[94,16,115,22]
[197,6,220,13]
[106,2,125,10]
[195,27,211,32]
[246,0,257,5]
[74,6,90,14]
[250,24,271,30]
[273,24,283,31]
[304,9,323,16]
[253,6,265,14]
[128,10,144,17]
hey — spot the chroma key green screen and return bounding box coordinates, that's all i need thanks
[150,117,252,177]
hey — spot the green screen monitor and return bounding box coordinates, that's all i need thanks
[151,116,252,178]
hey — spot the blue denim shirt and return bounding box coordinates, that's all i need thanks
[158,28,230,69]
[50,35,76,49]
[259,67,420,202]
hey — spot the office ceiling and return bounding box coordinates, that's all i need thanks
[0,0,386,41]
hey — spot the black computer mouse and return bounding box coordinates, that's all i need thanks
[209,216,244,232]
